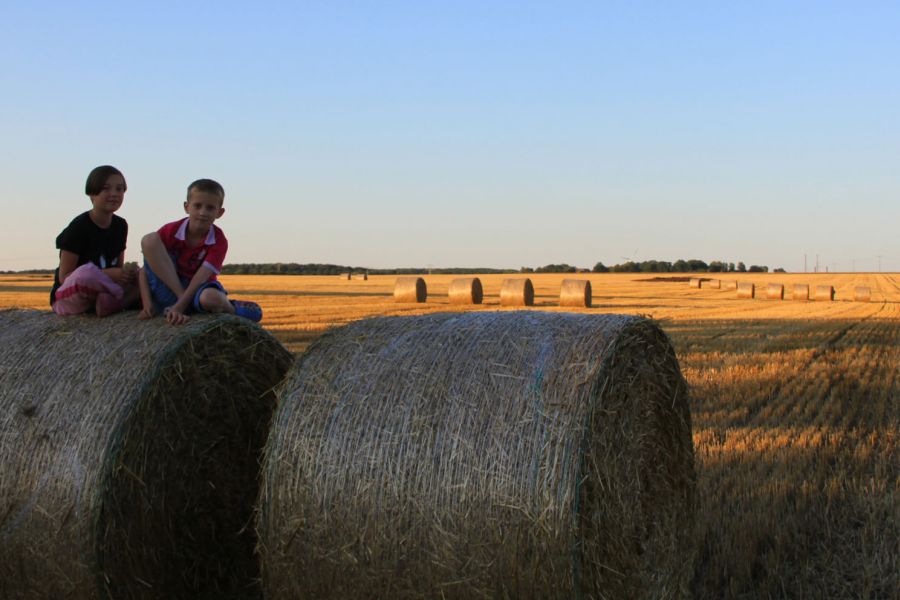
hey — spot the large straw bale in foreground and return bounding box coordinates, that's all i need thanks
[258,311,696,599]
[854,286,871,302]
[766,283,784,300]
[394,277,427,302]
[448,277,483,305]
[815,285,835,301]
[737,282,755,299]
[793,284,809,301]
[0,310,293,600]
[559,278,591,307]
[500,278,535,306]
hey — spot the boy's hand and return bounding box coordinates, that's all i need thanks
[138,305,155,320]
[164,306,190,326]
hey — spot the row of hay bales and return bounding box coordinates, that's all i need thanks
[394,276,593,308]
[0,309,696,599]
[690,278,871,302]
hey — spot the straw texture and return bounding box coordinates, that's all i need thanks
[815,285,835,301]
[689,278,701,289]
[737,282,755,299]
[0,309,293,600]
[258,311,696,599]
[854,287,871,302]
[792,284,809,301]
[766,283,784,300]
[703,280,721,289]
[722,280,738,291]
[394,277,427,303]
[559,279,592,308]
[500,278,535,306]
[448,277,483,305]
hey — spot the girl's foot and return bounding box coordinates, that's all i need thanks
[230,300,262,322]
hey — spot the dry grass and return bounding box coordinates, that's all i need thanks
[2,271,898,599]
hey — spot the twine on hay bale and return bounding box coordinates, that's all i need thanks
[258,311,696,599]
[737,282,755,299]
[394,277,427,303]
[815,285,835,301]
[500,278,534,306]
[448,277,483,305]
[689,278,701,289]
[703,279,721,289]
[854,287,871,302]
[0,309,292,600]
[559,278,591,307]
[766,283,784,300]
[722,280,738,290]
[792,284,809,301]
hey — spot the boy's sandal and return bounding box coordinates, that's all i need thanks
[230,300,263,322]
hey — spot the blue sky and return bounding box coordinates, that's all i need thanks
[1,1,898,271]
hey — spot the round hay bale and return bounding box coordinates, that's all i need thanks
[703,279,721,289]
[792,284,809,301]
[766,283,784,300]
[258,311,696,599]
[352,272,368,281]
[0,310,293,600]
[448,277,483,305]
[689,278,701,289]
[394,277,427,303]
[500,278,535,306]
[854,286,871,302]
[722,280,738,291]
[559,278,591,307]
[815,285,835,301]
[737,282,755,299]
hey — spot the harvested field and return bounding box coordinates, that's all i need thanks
[1,271,897,599]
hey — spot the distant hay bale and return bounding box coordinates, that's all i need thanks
[854,286,871,302]
[722,280,738,290]
[339,272,351,280]
[815,285,835,301]
[394,277,427,303]
[500,278,535,306]
[0,310,293,600]
[351,272,368,281]
[792,284,810,301]
[766,283,784,300]
[737,282,755,299]
[689,278,701,289]
[448,277,483,305]
[703,279,721,289]
[559,278,591,307]
[258,311,696,599]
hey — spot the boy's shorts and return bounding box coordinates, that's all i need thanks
[143,259,226,314]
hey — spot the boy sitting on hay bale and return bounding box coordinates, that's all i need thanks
[138,178,262,325]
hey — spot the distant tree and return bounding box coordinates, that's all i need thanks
[737,262,747,272]
[774,267,786,273]
[687,259,709,272]
[708,261,726,273]
[728,262,736,272]
[748,265,768,272]
[672,260,689,272]
[592,262,609,273]
[520,267,534,273]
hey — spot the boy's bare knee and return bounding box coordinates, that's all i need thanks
[199,288,229,313]
[141,232,162,252]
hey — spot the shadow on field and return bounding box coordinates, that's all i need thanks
[663,318,899,599]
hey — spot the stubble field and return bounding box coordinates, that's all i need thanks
[2,271,897,598]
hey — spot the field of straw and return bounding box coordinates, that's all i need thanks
[2,271,897,599]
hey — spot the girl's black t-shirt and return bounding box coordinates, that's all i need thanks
[50,211,128,304]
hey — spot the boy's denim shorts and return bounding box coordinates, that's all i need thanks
[144,259,226,314]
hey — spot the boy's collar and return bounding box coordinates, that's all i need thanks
[175,217,217,245]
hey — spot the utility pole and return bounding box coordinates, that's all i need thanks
[815,254,819,273]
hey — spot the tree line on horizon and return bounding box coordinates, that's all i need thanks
[3,259,779,276]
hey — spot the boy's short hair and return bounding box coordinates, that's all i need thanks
[85,165,126,196]
[187,179,225,204]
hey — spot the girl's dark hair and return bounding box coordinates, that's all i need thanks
[85,165,126,196]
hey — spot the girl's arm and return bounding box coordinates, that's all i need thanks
[57,250,80,284]
[165,266,217,325]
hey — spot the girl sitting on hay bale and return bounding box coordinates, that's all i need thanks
[50,165,142,317]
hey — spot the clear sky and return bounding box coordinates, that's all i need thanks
[1,1,898,272]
